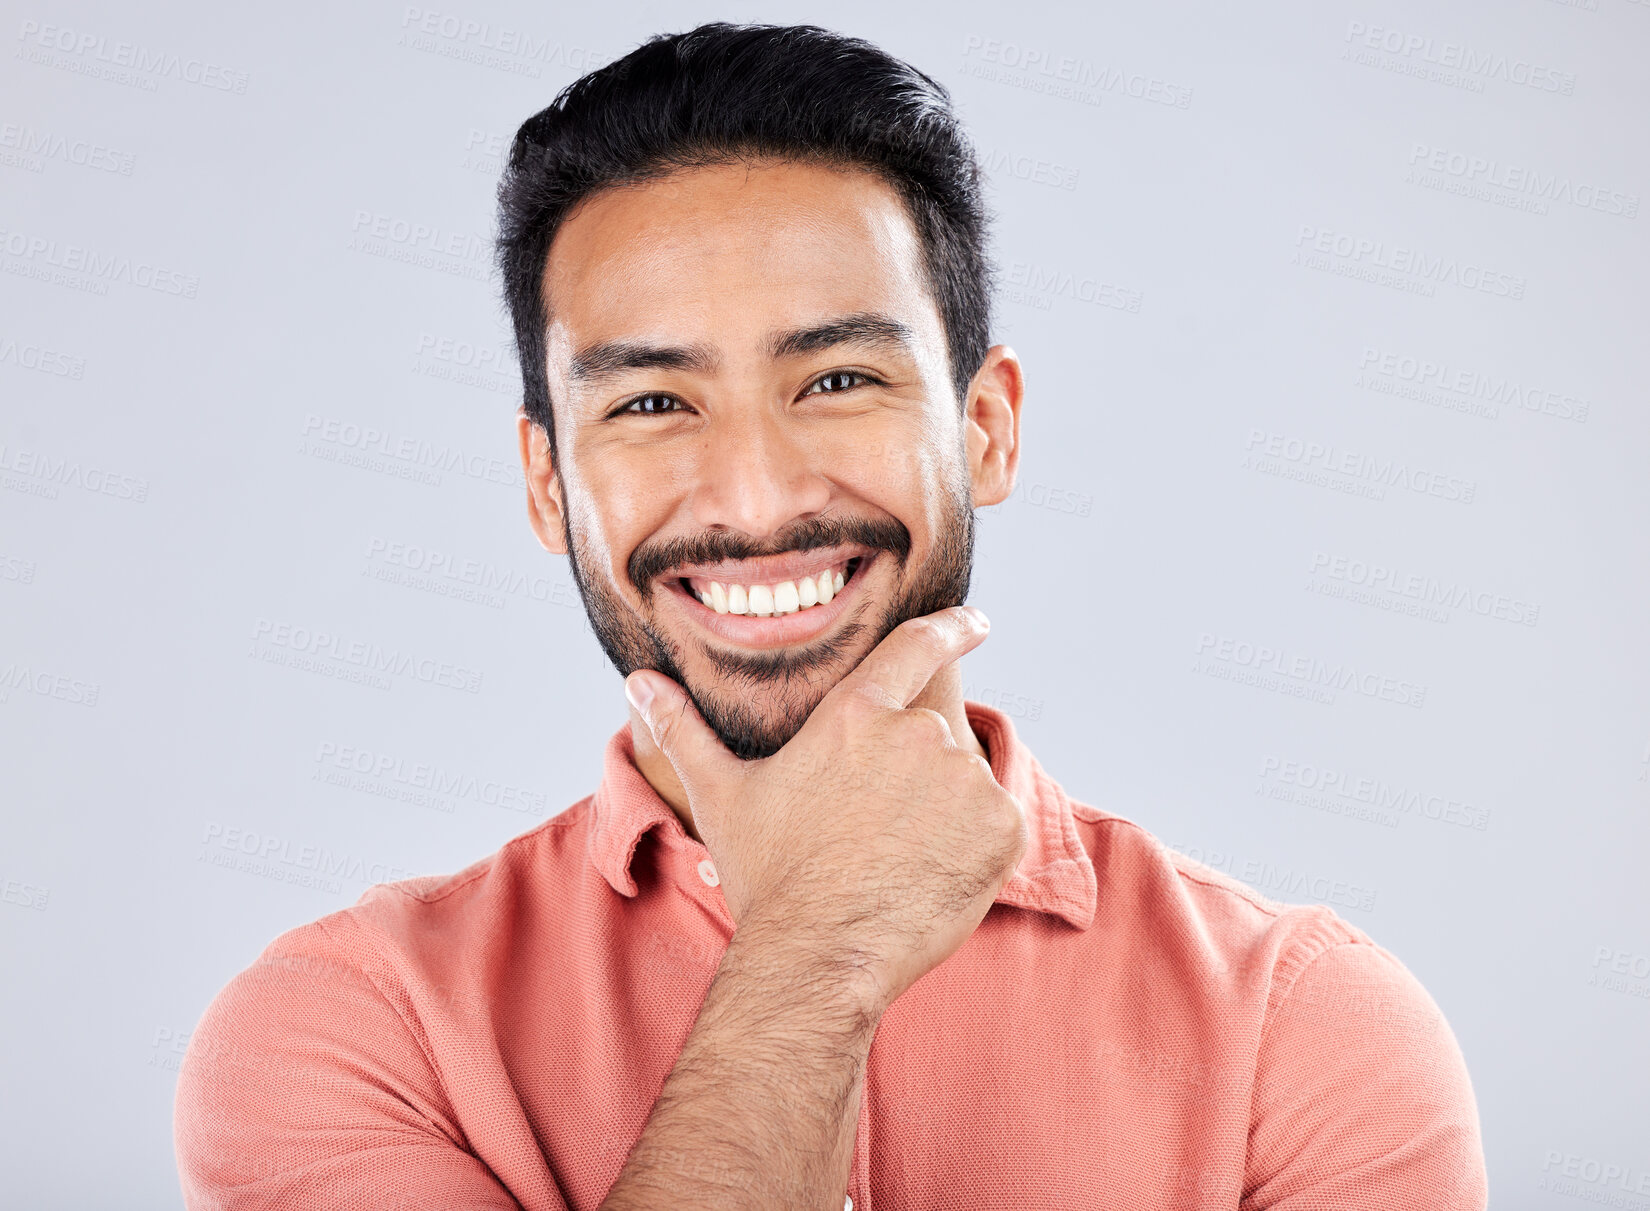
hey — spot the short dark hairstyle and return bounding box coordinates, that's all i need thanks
[495,21,995,465]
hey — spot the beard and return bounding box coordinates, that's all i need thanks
[560,460,977,760]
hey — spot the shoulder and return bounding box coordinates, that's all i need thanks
[1243,937,1487,1207]
[175,801,598,1189]
[182,797,599,1076]
[1066,797,1368,1002]
[360,795,594,909]
[1059,800,1483,1205]
[325,797,597,964]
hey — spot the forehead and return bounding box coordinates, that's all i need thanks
[541,159,937,357]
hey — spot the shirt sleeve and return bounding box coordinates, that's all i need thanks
[173,922,554,1211]
[1241,939,1489,1210]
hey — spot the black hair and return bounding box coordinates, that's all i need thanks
[494,20,995,465]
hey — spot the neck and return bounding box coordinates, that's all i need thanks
[628,661,986,845]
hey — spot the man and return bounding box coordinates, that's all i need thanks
[175,21,1488,1210]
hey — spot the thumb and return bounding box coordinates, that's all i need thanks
[623,670,737,800]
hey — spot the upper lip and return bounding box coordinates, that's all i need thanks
[661,543,873,586]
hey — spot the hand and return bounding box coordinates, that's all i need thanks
[624,605,1029,1017]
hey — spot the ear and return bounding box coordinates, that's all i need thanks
[963,345,1024,508]
[517,409,568,555]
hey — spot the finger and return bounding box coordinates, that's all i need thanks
[832,605,990,712]
[624,671,740,804]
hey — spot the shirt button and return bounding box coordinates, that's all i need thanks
[696,859,720,887]
[845,1197,853,1211]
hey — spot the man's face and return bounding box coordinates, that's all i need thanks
[524,158,1010,759]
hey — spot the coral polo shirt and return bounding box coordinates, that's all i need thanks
[174,701,1488,1210]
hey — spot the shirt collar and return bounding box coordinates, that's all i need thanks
[587,699,1097,930]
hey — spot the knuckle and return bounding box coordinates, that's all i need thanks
[944,750,997,804]
[999,795,1031,855]
[893,707,951,746]
[838,682,890,720]
[647,710,675,747]
[899,615,944,644]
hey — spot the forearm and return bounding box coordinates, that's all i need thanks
[600,929,882,1211]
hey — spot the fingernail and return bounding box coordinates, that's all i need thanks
[624,674,654,717]
[963,605,990,630]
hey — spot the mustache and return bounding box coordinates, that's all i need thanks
[628,514,911,592]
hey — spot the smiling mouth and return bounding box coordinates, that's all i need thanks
[677,555,864,617]
[662,551,876,649]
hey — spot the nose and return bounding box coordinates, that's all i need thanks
[685,406,832,540]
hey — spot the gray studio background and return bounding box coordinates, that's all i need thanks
[3,0,1647,1206]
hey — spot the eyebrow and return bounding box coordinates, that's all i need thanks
[567,311,917,389]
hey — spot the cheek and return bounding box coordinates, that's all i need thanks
[849,430,954,530]
[560,478,624,575]
[569,463,677,584]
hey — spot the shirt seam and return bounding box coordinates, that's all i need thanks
[1087,815,1299,920]
[376,799,592,906]
[1241,931,1369,1174]
[1171,869,1290,920]
[1256,934,1369,1055]
[310,912,470,1149]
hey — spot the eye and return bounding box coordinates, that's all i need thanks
[613,393,687,417]
[804,370,878,395]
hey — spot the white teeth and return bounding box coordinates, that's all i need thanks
[690,560,858,617]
